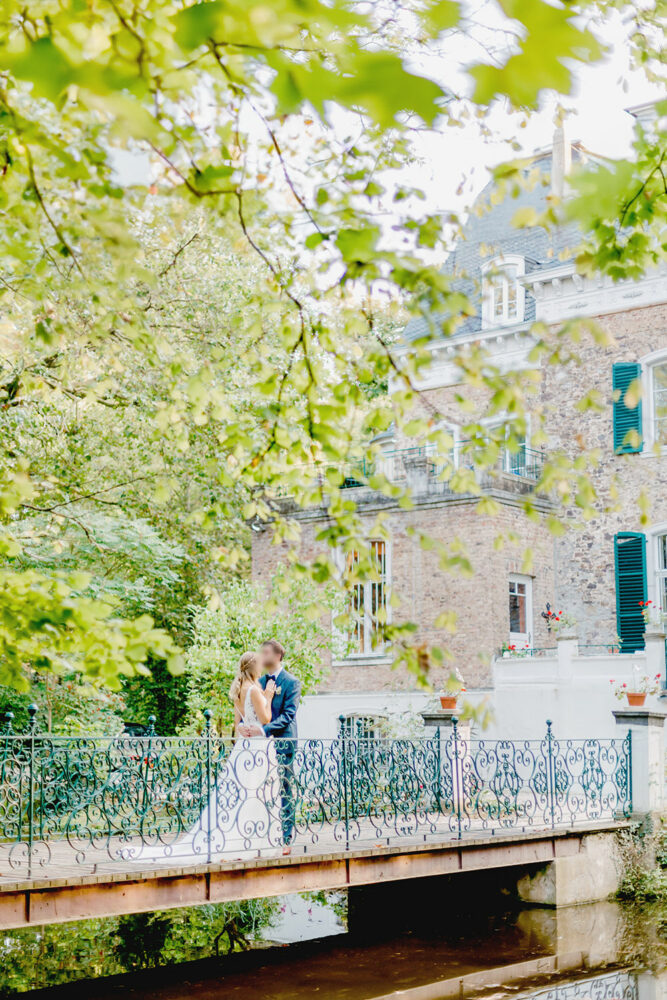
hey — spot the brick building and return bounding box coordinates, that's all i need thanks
[252,116,667,738]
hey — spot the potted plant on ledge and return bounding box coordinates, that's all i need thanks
[551,610,578,641]
[639,600,667,634]
[439,669,466,710]
[611,668,661,707]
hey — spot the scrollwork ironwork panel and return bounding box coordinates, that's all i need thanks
[524,969,637,1000]
[0,713,632,877]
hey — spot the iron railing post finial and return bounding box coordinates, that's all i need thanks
[204,709,213,864]
[338,715,350,850]
[452,716,462,840]
[138,716,157,824]
[435,726,442,815]
[545,719,556,829]
[3,711,13,734]
[27,707,37,877]
[626,727,633,817]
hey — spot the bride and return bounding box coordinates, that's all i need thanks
[132,651,282,864]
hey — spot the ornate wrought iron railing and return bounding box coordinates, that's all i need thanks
[524,970,638,1000]
[0,712,631,877]
[272,443,547,498]
[577,643,622,655]
[338,443,546,490]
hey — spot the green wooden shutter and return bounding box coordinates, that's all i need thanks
[613,362,643,453]
[614,532,647,652]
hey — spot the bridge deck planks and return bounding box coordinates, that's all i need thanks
[0,818,625,892]
[0,820,628,929]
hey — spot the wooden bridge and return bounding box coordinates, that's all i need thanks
[0,822,626,929]
[0,716,634,928]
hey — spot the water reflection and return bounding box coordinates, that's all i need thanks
[20,898,667,1000]
[526,971,638,1000]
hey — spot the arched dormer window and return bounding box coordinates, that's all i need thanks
[481,255,525,328]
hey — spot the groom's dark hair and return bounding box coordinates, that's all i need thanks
[261,638,285,661]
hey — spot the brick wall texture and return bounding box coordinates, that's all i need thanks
[252,301,667,690]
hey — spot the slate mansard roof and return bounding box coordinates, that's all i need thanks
[403,144,590,344]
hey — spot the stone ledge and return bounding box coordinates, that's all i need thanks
[613,708,667,727]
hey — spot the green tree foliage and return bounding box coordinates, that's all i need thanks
[121,655,190,733]
[0,0,663,691]
[568,107,667,280]
[184,573,341,734]
[0,672,125,734]
[0,899,279,995]
[0,918,124,997]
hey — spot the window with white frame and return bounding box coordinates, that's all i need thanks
[509,574,532,646]
[482,256,525,328]
[485,420,527,475]
[427,422,460,479]
[338,715,380,740]
[656,533,667,614]
[650,360,667,447]
[345,540,388,656]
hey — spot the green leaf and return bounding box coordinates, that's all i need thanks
[9,38,75,100]
[423,0,461,32]
[305,231,326,249]
[470,1,602,107]
[336,226,380,263]
[172,2,224,49]
[512,206,539,227]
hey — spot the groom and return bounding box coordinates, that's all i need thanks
[238,638,300,852]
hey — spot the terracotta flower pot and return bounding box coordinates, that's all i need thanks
[626,692,646,707]
[439,695,458,710]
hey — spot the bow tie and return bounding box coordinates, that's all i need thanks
[267,674,278,683]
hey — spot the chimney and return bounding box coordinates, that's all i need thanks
[551,125,571,199]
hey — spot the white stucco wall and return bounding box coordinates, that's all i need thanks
[490,638,665,741]
[295,636,666,744]
[296,690,432,741]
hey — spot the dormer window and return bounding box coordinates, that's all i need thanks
[482,255,525,328]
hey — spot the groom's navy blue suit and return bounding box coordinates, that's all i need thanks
[260,669,300,844]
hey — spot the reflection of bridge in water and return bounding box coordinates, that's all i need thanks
[39,900,649,1000]
[0,716,633,928]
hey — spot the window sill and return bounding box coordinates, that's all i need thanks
[332,654,391,668]
[637,445,667,458]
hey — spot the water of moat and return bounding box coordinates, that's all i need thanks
[11,886,667,1000]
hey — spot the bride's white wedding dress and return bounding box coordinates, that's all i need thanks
[131,686,281,864]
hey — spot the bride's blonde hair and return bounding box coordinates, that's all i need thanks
[229,651,259,703]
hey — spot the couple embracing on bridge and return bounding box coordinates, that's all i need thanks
[230,637,301,856]
[136,638,300,865]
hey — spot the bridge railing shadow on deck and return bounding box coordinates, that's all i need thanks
[0,711,632,878]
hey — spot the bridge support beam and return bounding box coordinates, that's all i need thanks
[0,826,626,930]
[516,832,620,907]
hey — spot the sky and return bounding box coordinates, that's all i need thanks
[114,4,663,240]
[406,6,663,216]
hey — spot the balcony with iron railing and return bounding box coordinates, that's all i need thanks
[268,439,550,511]
[338,442,545,490]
